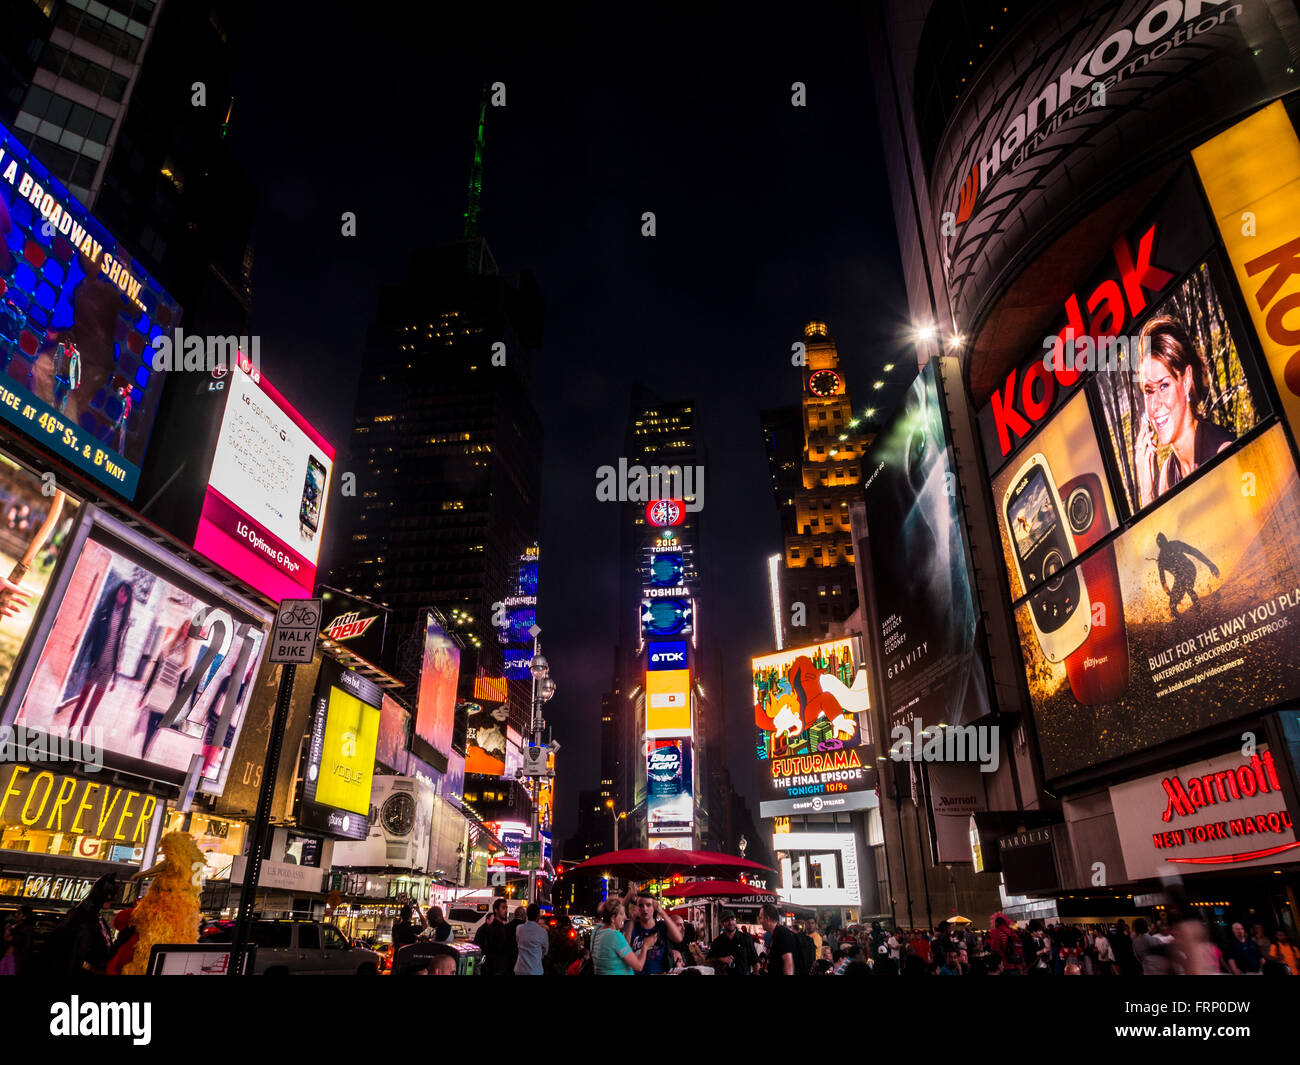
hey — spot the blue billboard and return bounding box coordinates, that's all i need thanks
[648,551,684,587]
[0,121,181,498]
[647,639,688,670]
[647,738,692,836]
[641,598,692,637]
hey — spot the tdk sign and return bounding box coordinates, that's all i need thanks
[648,640,688,670]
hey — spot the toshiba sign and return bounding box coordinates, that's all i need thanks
[1110,746,1299,880]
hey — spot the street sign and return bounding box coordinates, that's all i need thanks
[268,598,322,664]
[519,841,542,871]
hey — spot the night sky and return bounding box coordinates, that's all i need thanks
[226,6,913,847]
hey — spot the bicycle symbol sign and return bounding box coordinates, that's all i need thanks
[269,597,323,664]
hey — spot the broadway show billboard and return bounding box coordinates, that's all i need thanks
[752,638,876,818]
[862,362,991,732]
[1023,423,1300,779]
[0,122,181,498]
[10,516,267,792]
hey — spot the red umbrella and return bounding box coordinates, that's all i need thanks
[569,847,698,879]
[668,880,778,903]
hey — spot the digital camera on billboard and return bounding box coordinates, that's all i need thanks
[1060,472,1128,704]
[1003,452,1089,662]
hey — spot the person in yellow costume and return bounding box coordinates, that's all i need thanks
[111,831,208,975]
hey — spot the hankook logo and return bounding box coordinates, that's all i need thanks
[946,0,1241,231]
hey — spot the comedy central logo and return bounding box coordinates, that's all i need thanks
[947,0,1243,229]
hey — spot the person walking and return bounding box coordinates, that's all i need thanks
[1269,928,1300,974]
[1111,920,1141,976]
[592,898,657,975]
[473,896,518,975]
[1224,921,1262,975]
[514,903,549,975]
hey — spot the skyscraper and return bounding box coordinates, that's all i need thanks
[769,321,871,645]
[610,386,724,850]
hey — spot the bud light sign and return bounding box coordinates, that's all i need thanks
[647,640,688,670]
[647,738,692,836]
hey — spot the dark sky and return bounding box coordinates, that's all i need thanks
[228,5,913,847]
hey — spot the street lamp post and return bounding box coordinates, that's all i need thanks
[604,800,625,894]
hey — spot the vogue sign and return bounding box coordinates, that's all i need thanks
[1110,746,1300,880]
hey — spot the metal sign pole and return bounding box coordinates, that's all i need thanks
[229,661,295,975]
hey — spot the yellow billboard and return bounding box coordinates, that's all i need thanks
[646,668,691,735]
[1194,102,1300,441]
[315,686,380,815]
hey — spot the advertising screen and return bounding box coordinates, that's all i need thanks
[413,613,458,760]
[331,775,435,872]
[317,587,388,672]
[646,738,692,836]
[752,638,875,818]
[0,121,181,498]
[1023,424,1300,779]
[193,363,334,601]
[302,665,381,840]
[641,597,692,637]
[376,693,410,773]
[0,455,79,699]
[463,700,509,776]
[13,531,265,791]
[1109,745,1297,881]
[862,362,991,731]
[646,667,690,735]
[773,830,861,908]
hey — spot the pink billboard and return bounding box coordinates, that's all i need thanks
[193,364,334,601]
[414,613,459,759]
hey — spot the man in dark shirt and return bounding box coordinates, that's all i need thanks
[707,910,755,975]
[760,903,797,975]
[473,897,517,975]
[622,889,684,975]
[1225,921,1262,975]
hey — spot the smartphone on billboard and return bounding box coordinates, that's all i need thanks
[1060,472,1129,704]
[1003,452,1090,662]
[300,455,327,539]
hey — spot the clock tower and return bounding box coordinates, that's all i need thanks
[781,321,871,640]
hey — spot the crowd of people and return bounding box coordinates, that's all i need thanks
[673,910,1300,976]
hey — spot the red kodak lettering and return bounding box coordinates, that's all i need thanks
[991,368,1032,456]
[1113,225,1173,317]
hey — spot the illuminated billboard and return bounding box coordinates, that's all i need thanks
[463,700,509,777]
[0,121,181,498]
[647,639,688,670]
[773,830,861,908]
[331,774,435,872]
[301,662,381,840]
[11,518,267,792]
[645,667,690,735]
[862,362,991,732]
[752,638,875,818]
[413,612,458,761]
[641,597,692,638]
[193,363,334,601]
[1021,423,1300,780]
[646,738,692,836]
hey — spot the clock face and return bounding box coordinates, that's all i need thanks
[381,792,415,835]
[808,369,842,397]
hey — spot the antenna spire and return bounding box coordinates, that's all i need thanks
[463,90,487,240]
